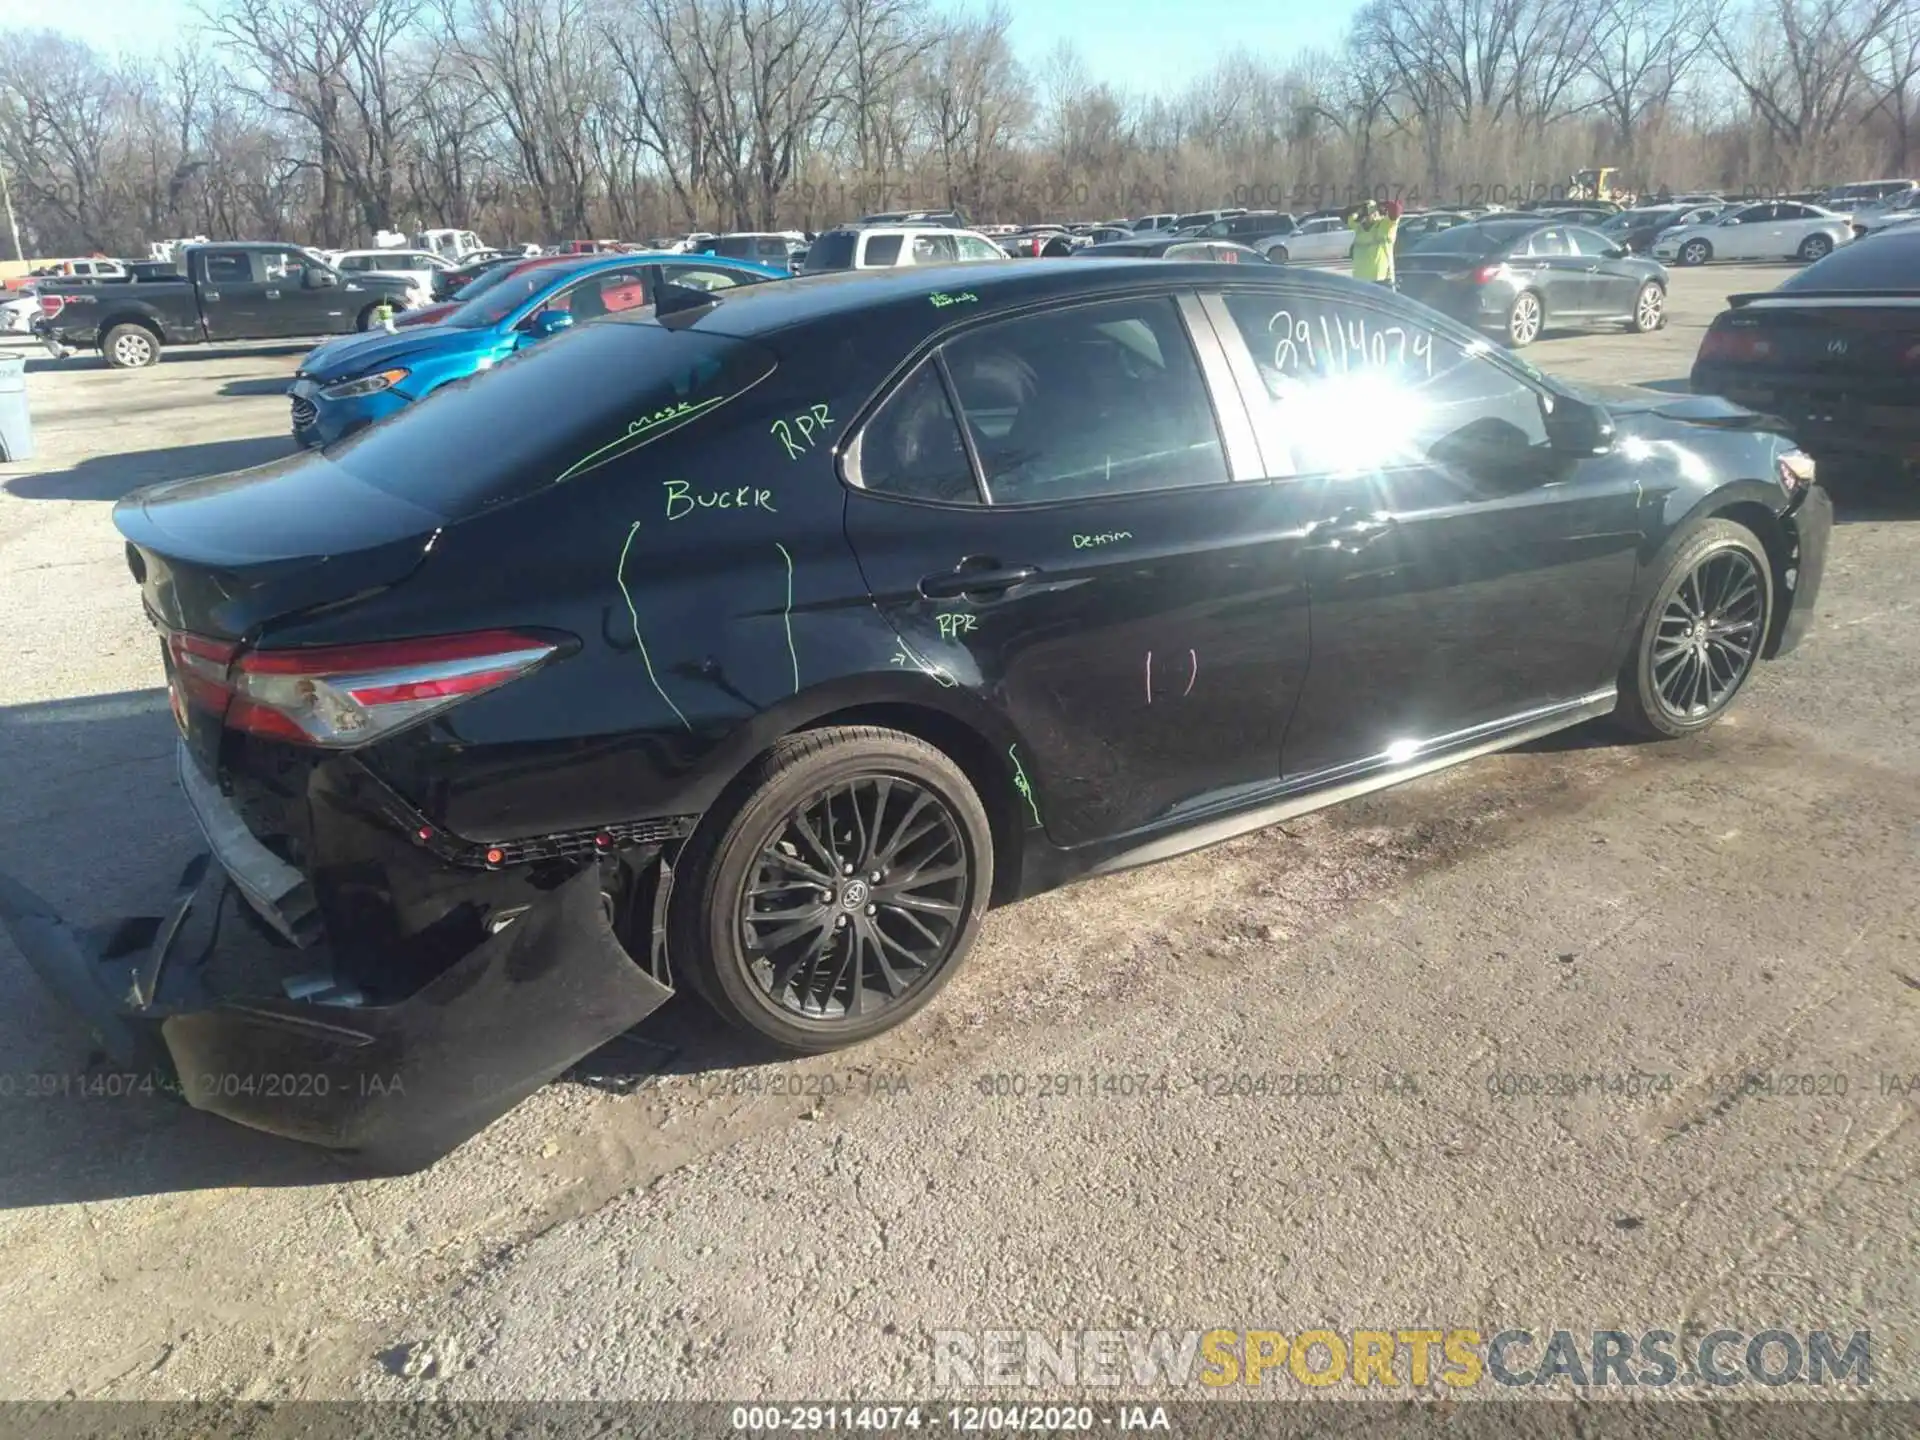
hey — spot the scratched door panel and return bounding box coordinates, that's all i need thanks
[845,482,1315,851]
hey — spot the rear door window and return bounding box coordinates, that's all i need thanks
[939,295,1229,503]
[911,234,959,264]
[863,234,904,267]
[802,231,857,271]
[661,263,769,293]
[201,250,253,284]
[854,362,981,505]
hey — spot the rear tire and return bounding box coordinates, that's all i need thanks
[1627,281,1665,333]
[1266,244,1290,263]
[1503,290,1543,347]
[1798,233,1834,262]
[668,726,994,1053]
[102,322,160,368]
[1613,519,1773,739]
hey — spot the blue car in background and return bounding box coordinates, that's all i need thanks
[288,251,788,446]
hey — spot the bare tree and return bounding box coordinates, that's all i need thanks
[1586,0,1721,153]
[439,0,602,242]
[838,0,933,188]
[1709,0,1906,181]
[1861,2,1920,170]
[913,5,1024,217]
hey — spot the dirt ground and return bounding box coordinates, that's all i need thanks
[0,263,1913,1408]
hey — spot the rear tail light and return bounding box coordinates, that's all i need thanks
[1471,264,1502,285]
[1697,326,1775,363]
[1778,449,1815,496]
[37,294,65,319]
[171,629,559,747]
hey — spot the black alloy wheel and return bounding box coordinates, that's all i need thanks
[743,776,968,1020]
[1616,519,1773,738]
[672,726,993,1051]
[1652,548,1764,720]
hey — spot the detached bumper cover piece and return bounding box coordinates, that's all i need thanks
[1774,481,1833,659]
[0,858,672,1170]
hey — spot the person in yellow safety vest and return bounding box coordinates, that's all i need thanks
[1345,198,1403,286]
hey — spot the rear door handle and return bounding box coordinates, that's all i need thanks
[265,288,281,298]
[1304,510,1398,553]
[919,563,1039,601]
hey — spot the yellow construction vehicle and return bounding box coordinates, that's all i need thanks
[1569,168,1628,202]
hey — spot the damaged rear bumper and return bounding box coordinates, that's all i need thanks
[0,853,673,1172]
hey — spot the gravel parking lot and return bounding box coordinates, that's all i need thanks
[0,263,1913,1407]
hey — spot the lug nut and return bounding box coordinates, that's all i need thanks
[869,871,881,882]
[866,904,876,915]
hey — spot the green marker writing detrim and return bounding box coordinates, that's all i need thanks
[1009,744,1042,827]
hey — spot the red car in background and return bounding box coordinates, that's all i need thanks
[397,254,571,328]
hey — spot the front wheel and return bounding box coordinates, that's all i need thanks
[1628,281,1665,333]
[669,726,994,1052]
[1679,239,1711,266]
[1614,519,1773,739]
[1266,244,1290,263]
[1798,233,1834,262]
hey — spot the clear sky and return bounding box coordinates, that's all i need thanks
[0,0,1363,98]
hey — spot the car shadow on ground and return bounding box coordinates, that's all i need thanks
[2,435,296,503]
[17,342,311,375]
[0,685,795,1206]
[218,377,295,398]
[1819,460,1920,523]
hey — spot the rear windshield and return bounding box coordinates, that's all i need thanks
[1777,231,1920,290]
[323,320,778,518]
[802,232,858,272]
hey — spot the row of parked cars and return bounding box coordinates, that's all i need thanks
[7,189,1878,1169]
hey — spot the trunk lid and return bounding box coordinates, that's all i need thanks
[115,447,443,640]
[1699,300,1920,400]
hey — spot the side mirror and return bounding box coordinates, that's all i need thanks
[1720,217,1741,226]
[1605,244,1629,258]
[1543,394,1614,455]
[303,266,338,289]
[524,308,574,339]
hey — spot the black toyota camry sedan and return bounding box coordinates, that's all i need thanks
[1395,217,1671,346]
[0,260,1830,1168]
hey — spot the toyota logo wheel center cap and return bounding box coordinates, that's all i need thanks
[841,879,870,909]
